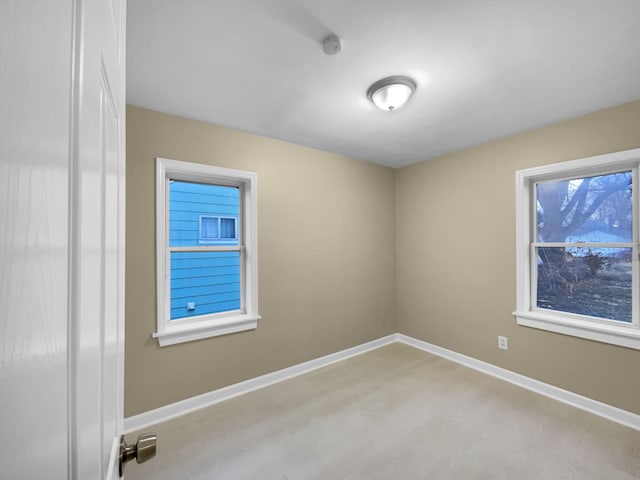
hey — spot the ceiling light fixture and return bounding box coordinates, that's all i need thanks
[367,76,417,111]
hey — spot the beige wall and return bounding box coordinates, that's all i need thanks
[125,106,397,416]
[396,100,640,415]
[127,101,640,419]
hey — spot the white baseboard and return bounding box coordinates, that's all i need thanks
[396,333,640,431]
[125,333,640,433]
[124,334,397,433]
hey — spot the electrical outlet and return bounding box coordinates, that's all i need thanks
[498,336,508,350]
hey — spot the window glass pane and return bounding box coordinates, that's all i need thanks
[220,217,236,239]
[200,216,219,239]
[170,251,241,320]
[536,246,632,322]
[169,180,239,246]
[536,172,632,243]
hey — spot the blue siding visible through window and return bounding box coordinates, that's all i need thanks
[170,251,241,319]
[169,181,239,247]
[169,181,241,320]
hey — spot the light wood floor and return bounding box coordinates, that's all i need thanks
[126,343,640,479]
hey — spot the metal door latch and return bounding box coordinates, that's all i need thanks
[119,433,157,476]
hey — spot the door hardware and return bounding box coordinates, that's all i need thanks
[119,433,157,476]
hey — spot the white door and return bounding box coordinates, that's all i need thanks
[0,0,127,478]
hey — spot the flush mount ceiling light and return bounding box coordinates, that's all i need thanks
[367,76,417,111]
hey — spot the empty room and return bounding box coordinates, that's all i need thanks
[3,1,640,478]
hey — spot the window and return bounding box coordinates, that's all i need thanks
[154,158,259,346]
[515,148,640,350]
[199,215,237,243]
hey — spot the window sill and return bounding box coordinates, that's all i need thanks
[153,314,260,347]
[514,310,640,351]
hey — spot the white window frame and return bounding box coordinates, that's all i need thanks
[514,148,640,351]
[154,157,259,347]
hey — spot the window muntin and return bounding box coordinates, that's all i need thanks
[155,158,259,346]
[514,148,640,351]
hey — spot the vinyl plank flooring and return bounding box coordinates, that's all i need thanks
[126,343,640,479]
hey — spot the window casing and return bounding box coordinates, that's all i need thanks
[515,148,640,350]
[154,158,259,346]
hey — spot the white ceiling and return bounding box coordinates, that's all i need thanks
[127,0,640,168]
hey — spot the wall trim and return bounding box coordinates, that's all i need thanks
[396,334,640,431]
[124,334,397,433]
[125,333,640,433]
